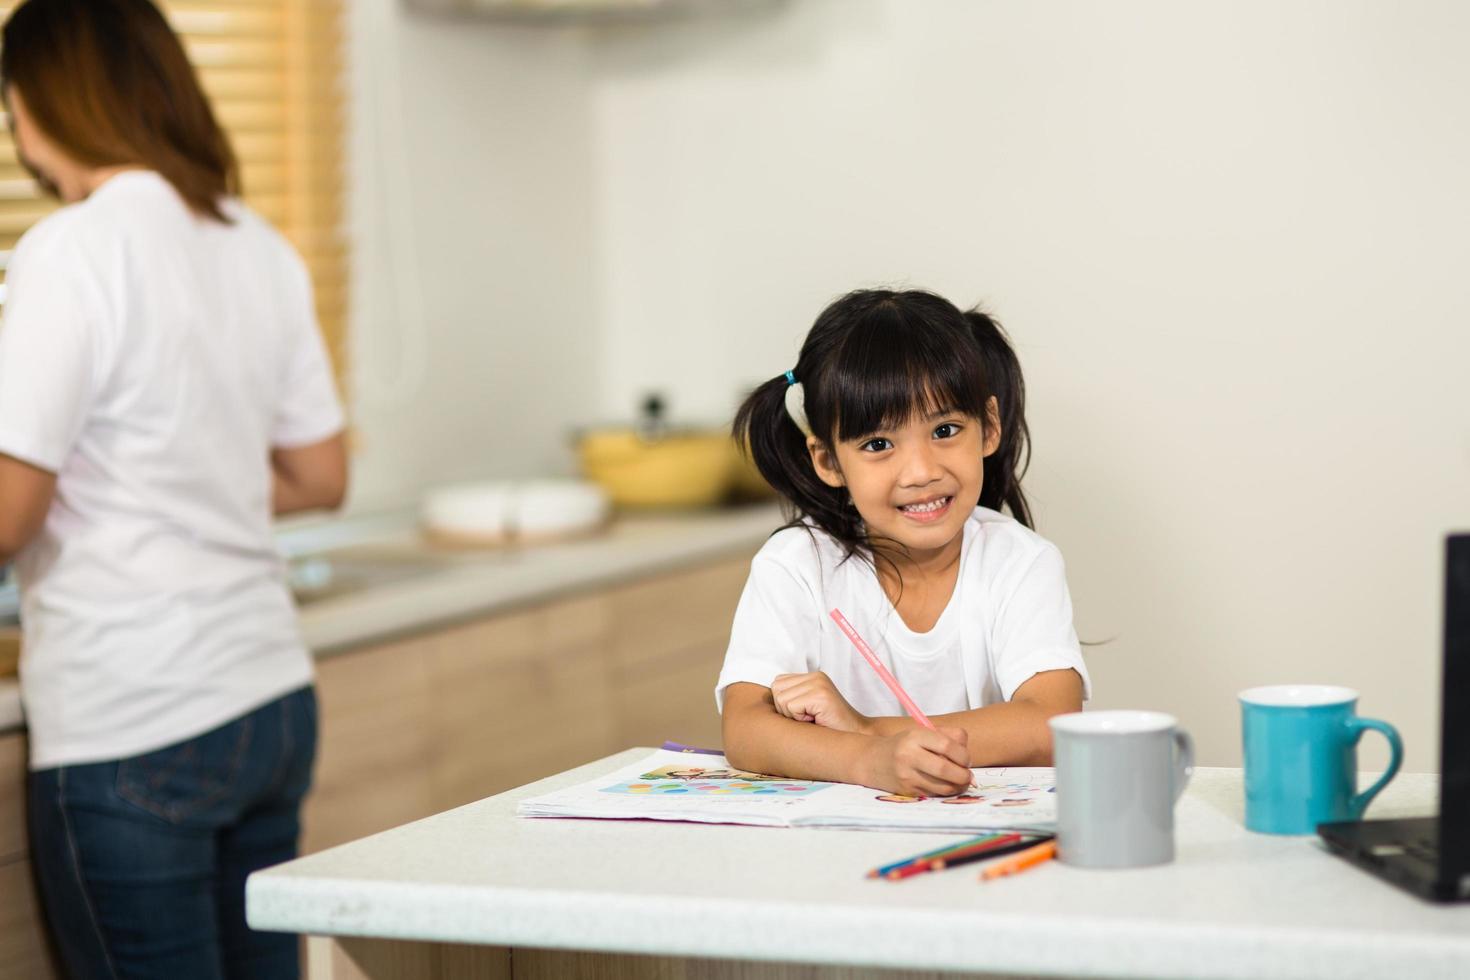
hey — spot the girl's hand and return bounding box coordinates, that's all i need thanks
[771,672,870,734]
[866,727,973,797]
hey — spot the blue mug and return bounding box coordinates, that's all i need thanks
[1239,685,1403,835]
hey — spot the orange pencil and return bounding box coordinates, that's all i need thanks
[979,839,1057,881]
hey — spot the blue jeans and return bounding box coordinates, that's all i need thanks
[28,687,317,980]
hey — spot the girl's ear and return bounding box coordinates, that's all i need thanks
[806,435,846,488]
[982,396,1002,458]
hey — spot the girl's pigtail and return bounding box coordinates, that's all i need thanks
[964,310,1034,529]
[733,376,809,507]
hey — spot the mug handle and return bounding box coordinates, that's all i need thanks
[1346,718,1403,819]
[1172,729,1195,804]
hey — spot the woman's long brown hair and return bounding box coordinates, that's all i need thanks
[1,0,239,221]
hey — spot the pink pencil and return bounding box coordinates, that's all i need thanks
[829,608,978,792]
[830,608,936,729]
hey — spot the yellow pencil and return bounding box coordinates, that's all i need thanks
[979,839,1057,881]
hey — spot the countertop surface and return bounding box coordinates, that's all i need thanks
[246,749,1466,980]
[0,505,782,736]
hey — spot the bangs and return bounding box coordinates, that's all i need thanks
[824,300,988,442]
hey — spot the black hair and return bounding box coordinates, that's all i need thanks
[734,288,1032,569]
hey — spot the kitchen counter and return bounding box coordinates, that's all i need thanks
[0,504,783,735]
[246,750,1466,980]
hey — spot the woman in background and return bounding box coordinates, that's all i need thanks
[0,1,346,976]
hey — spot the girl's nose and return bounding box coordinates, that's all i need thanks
[897,442,944,487]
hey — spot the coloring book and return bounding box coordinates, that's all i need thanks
[516,748,1056,832]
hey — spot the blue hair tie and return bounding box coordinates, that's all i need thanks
[785,370,797,386]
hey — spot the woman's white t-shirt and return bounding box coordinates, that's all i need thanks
[0,171,345,769]
[715,507,1090,719]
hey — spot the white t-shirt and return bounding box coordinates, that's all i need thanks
[0,171,345,769]
[715,507,1091,719]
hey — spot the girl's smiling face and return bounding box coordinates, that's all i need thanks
[807,399,1000,565]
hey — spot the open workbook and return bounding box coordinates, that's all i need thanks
[516,747,1057,833]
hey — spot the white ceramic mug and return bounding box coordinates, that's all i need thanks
[1049,711,1195,868]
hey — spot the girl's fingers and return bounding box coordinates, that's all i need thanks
[910,770,971,797]
[778,704,815,723]
[918,727,970,769]
[912,775,969,798]
[935,726,970,765]
[785,698,819,723]
[914,744,973,789]
[774,673,847,727]
[771,676,808,715]
[782,702,817,725]
[906,776,954,797]
[916,763,972,793]
[777,680,820,708]
[776,687,820,723]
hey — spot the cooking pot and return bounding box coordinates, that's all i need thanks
[575,395,758,508]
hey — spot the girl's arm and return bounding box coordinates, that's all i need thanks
[722,681,973,795]
[864,667,1084,766]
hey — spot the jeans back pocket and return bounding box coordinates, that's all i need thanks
[116,716,254,825]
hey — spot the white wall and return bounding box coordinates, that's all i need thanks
[586,0,1470,768]
[346,0,599,512]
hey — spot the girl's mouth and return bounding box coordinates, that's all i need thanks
[897,495,953,523]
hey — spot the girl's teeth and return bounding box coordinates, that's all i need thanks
[901,497,949,513]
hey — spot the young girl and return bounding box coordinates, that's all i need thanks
[717,289,1089,798]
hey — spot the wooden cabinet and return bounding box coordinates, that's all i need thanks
[303,552,750,852]
[606,558,750,750]
[0,734,61,980]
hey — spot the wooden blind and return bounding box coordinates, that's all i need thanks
[0,0,349,391]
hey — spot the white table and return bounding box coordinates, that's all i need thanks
[247,749,1470,980]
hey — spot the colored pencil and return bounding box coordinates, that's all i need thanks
[979,839,1057,881]
[883,834,1027,880]
[932,835,1052,871]
[875,833,1018,879]
[830,608,979,792]
[866,832,1012,878]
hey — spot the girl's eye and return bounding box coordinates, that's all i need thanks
[859,438,892,453]
[933,422,962,439]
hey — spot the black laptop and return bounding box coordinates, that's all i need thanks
[1317,534,1470,902]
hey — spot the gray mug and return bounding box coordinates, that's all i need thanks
[1049,711,1195,868]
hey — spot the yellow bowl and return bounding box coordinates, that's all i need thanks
[576,429,736,508]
